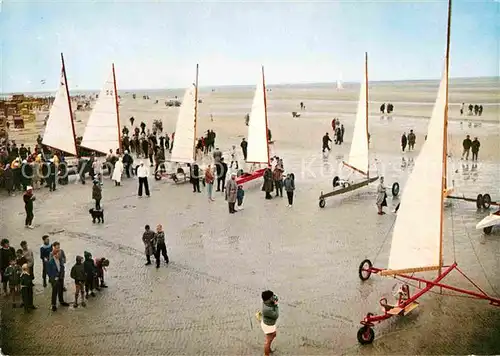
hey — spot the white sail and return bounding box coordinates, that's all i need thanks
[344,63,368,175]
[246,71,269,164]
[42,69,77,155]
[170,84,197,163]
[382,68,448,275]
[81,70,119,154]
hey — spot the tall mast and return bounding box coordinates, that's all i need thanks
[364,52,369,179]
[439,0,452,271]
[112,63,122,153]
[262,65,270,165]
[61,52,78,156]
[193,64,199,162]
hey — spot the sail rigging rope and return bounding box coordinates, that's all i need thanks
[450,199,457,263]
[459,211,500,297]
[372,214,397,265]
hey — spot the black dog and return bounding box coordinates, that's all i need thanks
[89,208,104,223]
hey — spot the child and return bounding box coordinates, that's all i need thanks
[95,257,110,288]
[16,249,27,267]
[4,258,21,307]
[237,185,245,207]
[83,251,97,297]
[70,256,86,307]
[20,263,35,312]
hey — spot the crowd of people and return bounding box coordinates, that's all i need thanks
[461,103,484,116]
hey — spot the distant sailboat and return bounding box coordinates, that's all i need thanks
[236,66,270,185]
[42,53,78,156]
[80,64,121,154]
[169,64,199,164]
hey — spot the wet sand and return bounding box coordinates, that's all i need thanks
[2,78,500,355]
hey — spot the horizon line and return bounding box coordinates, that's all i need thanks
[1,75,498,96]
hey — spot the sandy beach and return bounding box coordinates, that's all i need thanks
[1,77,500,355]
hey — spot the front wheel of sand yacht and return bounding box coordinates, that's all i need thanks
[483,226,493,235]
[319,199,326,209]
[358,259,373,281]
[332,176,340,188]
[357,326,375,345]
[392,182,400,197]
[482,194,492,209]
[154,171,162,181]
[476,194,484,209]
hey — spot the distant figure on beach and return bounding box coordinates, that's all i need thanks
[462,135,472,160]
[401,132,408,152]
[245,113,250,126]
[407,130,416,150]
[471,137,480,161]
[468,104,473,115]
[460,103,464,116]
[380,103,385,114]
[300,102,304,110]
[376,177,387,215]
[478,105,483,116]
[387,103,394,114]
[322,133,332,152]
[331,118,336,132]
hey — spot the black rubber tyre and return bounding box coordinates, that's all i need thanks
[333,176,340,188]
[358,259,373,281]
[476,194,484,209]
[483,194,492,209]
[154,171,162,181]
[484,226,493,235]
[319,199,326,208]
[357,326,375,345]
[392,182,400,197]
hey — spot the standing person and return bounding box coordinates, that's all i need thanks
[322,133,332,152]
[205,165,215,202]
[112,156,124,186]
[225,173,238,214]
[83,251,97,298]
[376,177,387,215]
[460,102,464,116]
[136,161,150,197]
[471,137,480,161]
[0,239,16,295]
[401,132,408,152]
[340,124,345,144]
[48,158,56,191]
[92,180,102,210]
[47,249,70,311]
[23,186,36,229]
[40,235,52,287]
[94,257,109,288]
[273,164,284,198]
[122,150,133,178]
[380,103,385,114]
[20,241,34,278]
[284,173,295,207]
[51,242,67,292]
[4,258,21,307]
[20,263,35,312]
[240,138,248,161]
[70,256,86,308]
[260,290,279,356]
[237,185,245,207]
[262,165,274,200]
[462,135,472,160]
[230,145,238,169]
[154,224,169,268]
[407,130,416,151]
[190,163,201,193]
[142,225,156,266]
[216,158,228,192]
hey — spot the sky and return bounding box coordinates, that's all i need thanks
[0,0,498,93]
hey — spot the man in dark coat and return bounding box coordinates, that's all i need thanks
[322,133,332,152]
[48,159,56,191]
[23,186,36,228]
[240,138,248,161]
[0,239,16,294]
[122,150,133,178]
[216,158,228,192]
[401,132,408,152]
[262,165,274,200]
[190,164,201,193]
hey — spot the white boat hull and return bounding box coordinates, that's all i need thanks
[476,213,500,230]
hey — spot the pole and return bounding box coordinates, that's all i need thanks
[262,65,270,165]
[112,63,122,153]
[193,64,199,162]
[61,53,78,156]
[364,52,369,179]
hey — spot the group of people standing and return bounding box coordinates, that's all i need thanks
[401,130,417,152]
[460,103,483,116]
[462,135,481,161]
[380,103,394,114]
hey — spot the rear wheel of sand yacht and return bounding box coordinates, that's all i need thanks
[392,182,400,197]
[482,194,492,209]
[476,194,484,209]
[357,326,375,345]
[483,226,493,235]
[154,171,162,181]
[319,199,326,209]
[332,176,340,188]
[358,259,373,281]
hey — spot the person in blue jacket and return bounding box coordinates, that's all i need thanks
[47,248,70,311]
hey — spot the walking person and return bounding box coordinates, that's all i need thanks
[225,173,238,214]
[112,156,124,186]
[70,256,86,308]
[407,130,416,150]
[259,290,279,356]
[92,180,102,210]
[23,186,36,229]
[284,173,295,207]
[154,224,169,268]
[462,135,472,160]
[142,225,156,266]
[376,177,387,215]
[137,161,150,197]
[401,132,408,152]
[471,137,480,161]
[205,165,215,201]
[47,249,70,311]
[240,138,248,161]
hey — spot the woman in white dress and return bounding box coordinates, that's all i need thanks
[112,157,124,186]
[376,177,387,215]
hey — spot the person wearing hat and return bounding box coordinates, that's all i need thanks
[225,173,238,214]
[23,186,36,229]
